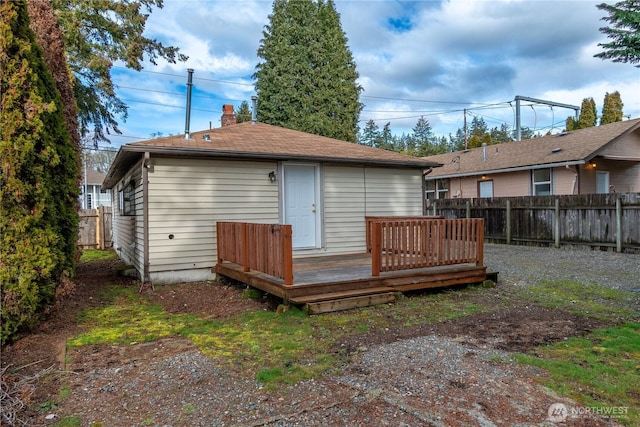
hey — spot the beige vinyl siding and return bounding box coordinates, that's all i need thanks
[599,132,640,157]
[322,165,367,254]
[553,166,578,195]
[364,168,423,216]
[111,159,143,276]
[147,158,279,279]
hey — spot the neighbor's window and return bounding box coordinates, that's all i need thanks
[532,168,552,195]
[119,179,136,216]
[425,179,449,200]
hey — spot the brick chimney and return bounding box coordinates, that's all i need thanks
[221,104,236,127]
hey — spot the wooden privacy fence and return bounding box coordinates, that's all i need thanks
[430,193,640,252]
[370,218,484,276]
[216,222,293,285]
[78,206,112,249]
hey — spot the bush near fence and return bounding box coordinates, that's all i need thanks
[429,193,640,253]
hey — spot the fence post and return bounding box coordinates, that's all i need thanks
[282,225,293,286]
[616,197,622,253]
[476,219,484,266]
[242,223,250,272]
[554,198,560,248]
[466,200,471,219]
[506,199,511,245]
[96,207,104,250]
[371,222,381,276]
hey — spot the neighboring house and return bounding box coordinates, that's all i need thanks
[81,168,111,209]
[422,118,640,200]
[102,109,440,285]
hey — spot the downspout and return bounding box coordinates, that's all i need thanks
[142,152,151,287]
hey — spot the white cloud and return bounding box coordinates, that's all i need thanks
[108,0,640,146]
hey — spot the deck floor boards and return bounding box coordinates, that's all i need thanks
[216,252,488,310]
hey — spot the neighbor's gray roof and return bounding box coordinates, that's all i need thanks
[422,118,640,178]
[103,122,441,188]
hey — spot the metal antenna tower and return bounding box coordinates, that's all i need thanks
[514,95,580,140]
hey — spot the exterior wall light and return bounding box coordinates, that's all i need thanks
[268,171,277,182]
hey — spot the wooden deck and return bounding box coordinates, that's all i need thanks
[215,253,487,314]
[215,218,489,313]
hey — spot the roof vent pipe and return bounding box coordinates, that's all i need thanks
[251,95,257,125]
[482,142,487,162]
[184,68,194,139]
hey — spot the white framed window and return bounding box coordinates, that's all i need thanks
[425,179,449,200]
[532,168,552,195]
[479,180,494,198]
[119,179,136,216]
[596,171,610,194]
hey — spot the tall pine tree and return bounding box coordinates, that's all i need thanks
[254,0,363,142]
[600,91,624,124]
[567,98,598,130]
[1,0,79,343]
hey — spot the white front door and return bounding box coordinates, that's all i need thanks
[284,164,318,248]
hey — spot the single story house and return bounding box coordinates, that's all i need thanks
[422,118,640,200]
[81,168,111,209]
[102,112,441,285]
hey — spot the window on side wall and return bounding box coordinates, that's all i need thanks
[119,179,136,216]
[532,168,552,195]
[425,179,449,200]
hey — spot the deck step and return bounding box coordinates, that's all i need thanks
[289,286,396,304]
[304,292,398,314]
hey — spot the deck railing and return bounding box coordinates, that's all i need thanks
[366,216,443,251]
[216,222,293,285]
[370,218,484,276]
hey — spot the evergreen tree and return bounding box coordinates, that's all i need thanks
[567,98,598,130]
[490,123,512,143]
[236,101,252,123]
[358,119,379,147]
[600,91,624,124]
[1,0,79,343]
[378,122,395,151]
[595,0,640,66]
[467,116,492,148]
[578,98,598,129]
[449,129,466,151]
[410,116,433,156]
[254,0,363,142]
[52,0,188,145]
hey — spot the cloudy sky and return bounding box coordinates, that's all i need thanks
[105,0,640,150]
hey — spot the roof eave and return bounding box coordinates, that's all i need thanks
[102,145,441,189]
[425,160,587,179]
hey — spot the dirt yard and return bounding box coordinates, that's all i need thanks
[2,249,632,426]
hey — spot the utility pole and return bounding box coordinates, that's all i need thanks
[514,95,580,141]
[463,108,468,149]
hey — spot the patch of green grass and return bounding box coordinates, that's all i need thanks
[242,288,263,300]
[182,403,196,415]
[68,288,221,347]
[516,322,640,426]
[37,401,58,412]
[80,249,118,262]
[68,283,491,387]
[516,280,638,322]
[53,416,81,427]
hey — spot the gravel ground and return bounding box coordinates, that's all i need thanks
[10,244,639,426]
[483,243,640,291]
